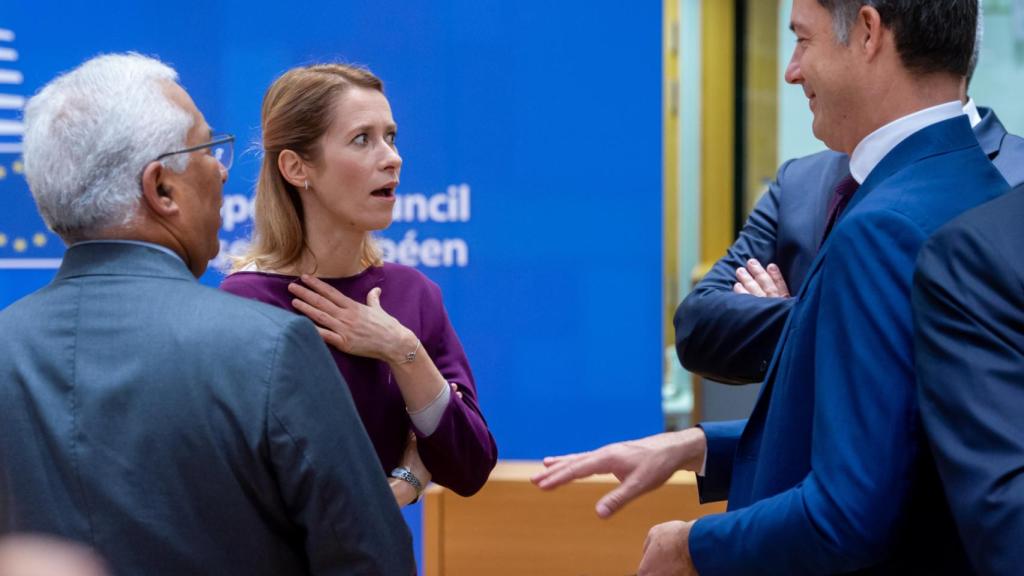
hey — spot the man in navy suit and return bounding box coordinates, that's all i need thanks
[913,183,1024,575]
[535,1,1006,573]
[0,54,414,575]
[676,10,1024,386]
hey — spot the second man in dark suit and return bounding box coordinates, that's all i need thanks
[913,183,1024,576]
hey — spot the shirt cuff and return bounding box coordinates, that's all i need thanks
[408,382,451,436]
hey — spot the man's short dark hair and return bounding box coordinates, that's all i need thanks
[818,0,977,77]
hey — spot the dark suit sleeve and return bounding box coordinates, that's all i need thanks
[674,160,795,384]
[689,210,926,574]
[266,317,415,575]
[913,218,1024,576]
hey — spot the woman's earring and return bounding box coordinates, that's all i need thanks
[304,180,310,192]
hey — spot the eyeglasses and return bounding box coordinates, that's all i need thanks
[155,133,235,171]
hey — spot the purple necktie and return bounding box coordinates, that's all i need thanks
[820,174,859,246]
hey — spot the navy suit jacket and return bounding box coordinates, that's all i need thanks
[676,107,1024,385]
[688,117,1009,574]
[913,184,1024,576]
[0,243,414,576]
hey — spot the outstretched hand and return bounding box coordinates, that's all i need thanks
[530,428,707,518]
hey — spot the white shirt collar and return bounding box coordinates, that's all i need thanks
[963,98,982,128]
[72,239,185,264]
[849,100,965,184]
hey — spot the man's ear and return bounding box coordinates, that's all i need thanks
[856,5,885,61]
[140,161,180,218]
[278,149,311,190]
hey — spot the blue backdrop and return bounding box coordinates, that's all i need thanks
[1,0,663,566]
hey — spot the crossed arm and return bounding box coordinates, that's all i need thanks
[674,171,795,384]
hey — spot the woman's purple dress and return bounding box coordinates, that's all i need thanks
[221,263,497,496]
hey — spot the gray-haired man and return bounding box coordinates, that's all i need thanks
[0,53,414,575]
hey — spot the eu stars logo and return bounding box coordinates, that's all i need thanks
[0,26,61,268]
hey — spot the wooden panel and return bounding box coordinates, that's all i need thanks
[423,460,727,576]
[423,481,444,576]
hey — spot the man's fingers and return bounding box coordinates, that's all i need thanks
[637,525,660,576]
[746,259,777,296]
[735,267,766,297]
[767,263,791,297]
[595,473,646,518]
[532,453,609,489]
[733,282,749,295]
[531,456,586,487]
[540,452,584,467]
[532,455,578,483]
[598,458,673,519]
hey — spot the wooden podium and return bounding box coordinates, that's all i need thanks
[422,460,726,576]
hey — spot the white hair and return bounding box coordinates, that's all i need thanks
[22,53,193,239]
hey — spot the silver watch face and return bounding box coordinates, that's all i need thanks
[391,466,422,490]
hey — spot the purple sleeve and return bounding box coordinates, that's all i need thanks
[414,281,497,497]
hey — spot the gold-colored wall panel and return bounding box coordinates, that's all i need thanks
[663,0,681,362]
[743,0,779,214]
[699,0,736,263]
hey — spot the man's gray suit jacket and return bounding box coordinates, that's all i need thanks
[0,242,414,575]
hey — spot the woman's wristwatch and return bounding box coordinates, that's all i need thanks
[391,466,424,502]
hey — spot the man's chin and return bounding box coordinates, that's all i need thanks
[810,122,834,151]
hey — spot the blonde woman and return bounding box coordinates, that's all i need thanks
[221,64,496,506]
